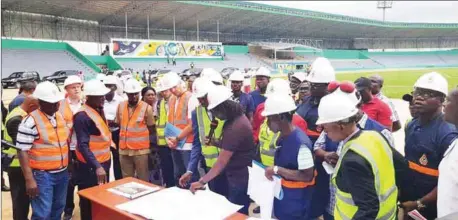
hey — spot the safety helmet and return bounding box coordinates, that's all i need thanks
[414,72,448,96]
[96,73,106,82]
[307,57,335,83]
[262,94,297,117]
[200,68,219,79]
[228,70,244,82]
[103,75,118,85]
[155,78,166,93]
[84,79,110,96]
[123,78,142,94]
[316,92,359,125]
[207,85,233,110]
[160,72,182,91]
[254,67,271,78]
[209,72,224,85]
[266,78,292,97]
[33,81,64,103]
[291,72,307,82]
[63,75,82,88]
[192,77,215,98]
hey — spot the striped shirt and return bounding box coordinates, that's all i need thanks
[16,113,57,151]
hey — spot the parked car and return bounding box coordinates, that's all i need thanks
[42,70,79,84]
[2,71,41,89]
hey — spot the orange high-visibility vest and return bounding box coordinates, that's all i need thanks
[168,91,193,143]
[58,99,74,128]
[119,101,150,150]
[75,105,112,164]
[29,110,70,170]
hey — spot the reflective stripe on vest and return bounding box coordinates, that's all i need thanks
[282,170,317,189]
[58,99,74,128]
[75,105,112,164]
[259,120,279,167]
[156,100,167,146]
[332,131,397,220]
[168,92,193,143]
[3,107,28,167]
[119,101,150,150]
[29,110,70,170]
[196,106,223,168]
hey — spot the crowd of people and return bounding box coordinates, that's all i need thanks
[1,56,458,220]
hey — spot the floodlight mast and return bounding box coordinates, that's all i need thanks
[377,1,393,22]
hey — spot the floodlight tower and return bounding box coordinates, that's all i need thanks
[377,1,393,22]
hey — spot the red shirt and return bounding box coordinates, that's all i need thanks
[252,103,308,143]
[361,96,393,130]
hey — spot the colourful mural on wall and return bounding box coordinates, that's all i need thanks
[111,39,223,58]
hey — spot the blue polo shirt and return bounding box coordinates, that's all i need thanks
[231,92,255,116]
[249,89,267,111]
[296,96,321,143]
[403,114,457,202]
[187,109,201,173]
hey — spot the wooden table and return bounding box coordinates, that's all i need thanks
[78,177,248,220]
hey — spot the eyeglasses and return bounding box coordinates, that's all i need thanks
[413,88,443,99]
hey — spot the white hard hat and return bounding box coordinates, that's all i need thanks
[63,75,82,88]
[207,85,233,110]
[160,72,181,91]
[123,78,142,94]
[103,75,118,85]
[192,77,215,98]
[155,78,166,93]
[254,67,271,78]
[262,94,297,117]
[96,73,106,82]
[33,81,64,103]
[316,92,359,125]
[84,79,110,96]
[200,68,219,79]
[266,78,291,97]
[291,72,307,82]
[209,72,223,84]
[307,57,335,83]
[228,70,244,82]
[414,72,448,96]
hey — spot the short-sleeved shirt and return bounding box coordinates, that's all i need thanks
[220,114,256,186]
[104,94,125,122]
[230,92,255,116]
[361,96,392,129]
[249,89,267,111]
[116,101,155,156]
[438,139,458,218]
[375,92,400,122]
[8,94,25,111]
[403,114,458,202]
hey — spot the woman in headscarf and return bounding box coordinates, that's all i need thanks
[141,87,161,185]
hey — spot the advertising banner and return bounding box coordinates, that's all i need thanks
[111,39,223,58]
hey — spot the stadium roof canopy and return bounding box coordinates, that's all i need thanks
[249,42,321,51]
[3,0,458,39]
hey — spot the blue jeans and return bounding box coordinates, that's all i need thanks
[171,149,199,187]
[31,169,69,220]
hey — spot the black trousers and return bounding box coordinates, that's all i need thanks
[7,167,30,220]
[76,161,111,220]
[64,178,76,215]
[111,129,123,180]
[158,146,175,187]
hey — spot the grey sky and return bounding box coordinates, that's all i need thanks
[251,1,458,23]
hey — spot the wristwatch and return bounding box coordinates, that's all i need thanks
[416,200,426,210]
[273,166,279,175]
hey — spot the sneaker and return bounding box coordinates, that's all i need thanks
[1,185,10,192]
[62,212,73,220]
[253,206,261,214]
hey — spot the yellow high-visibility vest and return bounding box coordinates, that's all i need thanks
[258,119,280,167]
[156,100,167,146]
[196,106,224,168]
[332,130,398,220]
[3,107,28,167]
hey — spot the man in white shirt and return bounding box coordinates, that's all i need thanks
[60,75,83,220]
[103,75,125,181]
[438,88,458,218]
[369,74,402,132]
